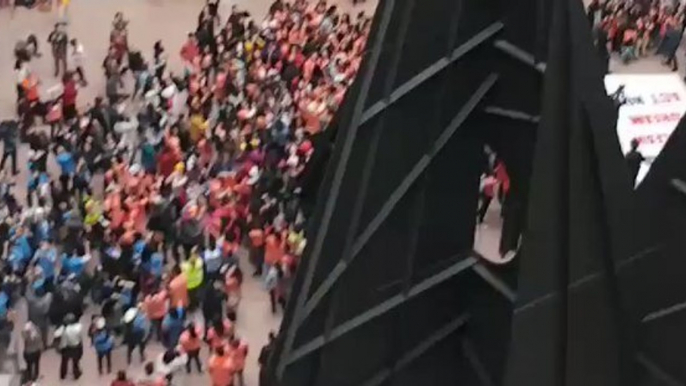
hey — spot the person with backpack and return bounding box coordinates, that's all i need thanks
[123,307,149,364]
[92,317,114,375]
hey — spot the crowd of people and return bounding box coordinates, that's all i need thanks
[588,0,686,72]
[1,0,371,385]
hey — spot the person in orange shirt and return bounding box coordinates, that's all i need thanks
[168,266,188,309]
[227,337,248,386]
[143,287,168,342]
[208,346,235,386]
[264,233,285,267]
[22,74,40,103]
[179,323,203,374]
[248,226,265,276]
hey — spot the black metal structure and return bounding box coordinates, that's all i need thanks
[267,0,547,383]
[267,0,686,384]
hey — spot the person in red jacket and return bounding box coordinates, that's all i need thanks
[61,72,78,121]
[493,160,510,204]
[180,33,200,64]
[478,173,498,224]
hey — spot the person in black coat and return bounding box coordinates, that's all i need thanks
[201,280,226,330]
[625,138,645,186]
[258,332,276,386]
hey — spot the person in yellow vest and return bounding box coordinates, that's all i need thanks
[181,248,204,311]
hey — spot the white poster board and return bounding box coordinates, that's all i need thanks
[604,73,686,159]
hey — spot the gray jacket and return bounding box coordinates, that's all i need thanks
[22,330,43,354]
[26,290,52,327]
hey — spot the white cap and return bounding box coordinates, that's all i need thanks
[123,308,138,324]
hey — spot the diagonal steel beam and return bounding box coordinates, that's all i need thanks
[642,298,686,323]
[636,353,686,386]
[462,337,496,386]
[360,313,471,386]
[472,262,517,302]
[300,75,498,321]
[361,22,504,125]
[493,39,547,73]
[484,106,541,123]
[286,256,478,365]
[274,0,398,379]
[670,178,686,196]
[514,243,665,315]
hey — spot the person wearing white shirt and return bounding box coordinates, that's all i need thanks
[69,39,87,86]
[53,314,83,380]
[155,349,187,378]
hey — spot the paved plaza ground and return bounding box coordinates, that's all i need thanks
[0,0,375,385]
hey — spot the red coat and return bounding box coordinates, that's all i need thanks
[494,162,510,194]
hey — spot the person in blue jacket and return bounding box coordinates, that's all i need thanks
[92,317,114,375]
[140,242,163,294]
[33,240,57,292]
[26,170,49,207]
[9,227,33,274]
[60,242,92,279]
[161,306,185,350]
[123,307,149,364]
[55,145,75,193]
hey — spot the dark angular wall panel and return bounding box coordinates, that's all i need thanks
[266,0,543,383]
[263,0,686,384]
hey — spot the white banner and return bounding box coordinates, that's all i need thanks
[604,73,686,158]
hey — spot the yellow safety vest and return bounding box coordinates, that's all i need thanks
[182,259,204,290]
